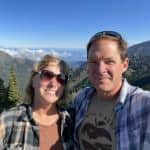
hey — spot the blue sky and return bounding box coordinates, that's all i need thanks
[0,0,150,48]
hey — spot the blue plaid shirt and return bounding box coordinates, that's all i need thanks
[73,79,150,150]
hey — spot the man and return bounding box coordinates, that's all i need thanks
[73,31,150,150]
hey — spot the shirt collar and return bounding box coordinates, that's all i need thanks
[116,78,130,104]
[90,79,130,105]
[17,104,34,122]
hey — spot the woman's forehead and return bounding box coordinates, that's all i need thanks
[48,62,60,66]
[44,63,61,72]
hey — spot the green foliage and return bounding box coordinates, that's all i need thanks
[126,56,150,90]
[0,78,5,98]
[68,56,150,102]
[0,78,6,112]
[0,50,150,109]
[0,51,34,96]
[6,66,21,108]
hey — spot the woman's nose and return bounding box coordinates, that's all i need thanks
[47,77,58,86]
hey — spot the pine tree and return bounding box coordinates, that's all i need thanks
[7,66,21,108]
[0,78,6,112]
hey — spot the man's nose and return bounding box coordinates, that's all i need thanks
[97,61,106,73]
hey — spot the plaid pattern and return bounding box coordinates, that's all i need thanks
[73,79,150,150]
[0,104,74,150]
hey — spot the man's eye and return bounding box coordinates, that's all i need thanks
[105,60,115,64]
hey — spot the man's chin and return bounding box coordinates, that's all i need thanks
[96,85,111,93]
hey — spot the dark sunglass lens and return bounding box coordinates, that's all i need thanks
[57,74,68,85]
[40,70,54,80]
[40,70,68,84]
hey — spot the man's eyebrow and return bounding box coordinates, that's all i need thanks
[103,57,114,60]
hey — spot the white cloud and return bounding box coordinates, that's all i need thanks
[0,48,18,56]
[0,47,86,62]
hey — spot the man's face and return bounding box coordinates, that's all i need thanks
[87,38,128,96]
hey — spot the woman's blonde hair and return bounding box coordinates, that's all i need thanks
[25,54,70,107]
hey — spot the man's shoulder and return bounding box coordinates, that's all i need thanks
[125,87,150,128]
[76,86,95,98]
[127,86,150,111]
[72,86,95,109]
[131,87,150,101]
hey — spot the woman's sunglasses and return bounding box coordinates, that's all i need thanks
[38,70,68,85]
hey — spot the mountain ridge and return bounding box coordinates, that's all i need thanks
[128,40,150,56]
[0,40,150,96]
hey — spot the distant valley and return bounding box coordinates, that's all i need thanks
[0,41,150,98]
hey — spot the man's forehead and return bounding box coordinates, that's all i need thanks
[88,49,122,62]
[88,52,115,60]
[90,39,119,49]
[89,47,118,56]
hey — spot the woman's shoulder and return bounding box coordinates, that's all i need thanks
[0,104,32,148]
[0,104,30,123]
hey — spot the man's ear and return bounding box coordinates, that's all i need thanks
[122,58,129,73]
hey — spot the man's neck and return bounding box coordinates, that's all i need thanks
[96,81,123,101]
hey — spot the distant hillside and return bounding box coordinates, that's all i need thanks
[0,51,34,95]
[132,76,150,90]
[69,41,150,98]
[128,41,150,56]
[0,50,84,96]
[69,56,150,99]
[0,39,150,100]
[0,47,86,65]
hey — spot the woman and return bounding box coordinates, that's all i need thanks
[0,55,74,150]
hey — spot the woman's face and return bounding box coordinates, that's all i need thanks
[32,64,66,106]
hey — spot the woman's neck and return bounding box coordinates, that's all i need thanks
[33,102,58,115]
[32,101,60,126]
